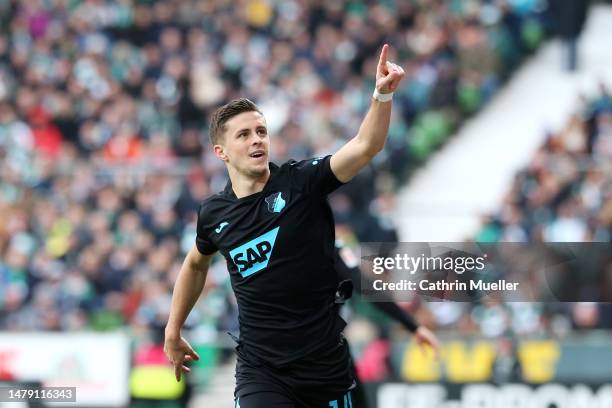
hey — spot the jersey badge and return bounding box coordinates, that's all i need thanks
[265,192,286,213]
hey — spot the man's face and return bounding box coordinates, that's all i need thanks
[215,111,270,178]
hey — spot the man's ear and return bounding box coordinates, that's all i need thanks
[214,144,228,161]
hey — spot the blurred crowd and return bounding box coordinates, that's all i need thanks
[0,0,548,333]
[477,85,612,243]
[462,86,612,335]
[401,87,612,345]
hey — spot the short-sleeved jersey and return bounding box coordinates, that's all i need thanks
[196,155,346,367]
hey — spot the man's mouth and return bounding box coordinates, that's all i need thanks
[249,150,266,159]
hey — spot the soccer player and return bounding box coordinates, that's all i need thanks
[164,44,405,408]
[333,242,439,408]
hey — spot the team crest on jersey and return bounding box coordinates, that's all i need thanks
[229,227,280,277]
[265,192,286,213]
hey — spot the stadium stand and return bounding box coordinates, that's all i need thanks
[0,0,547,333]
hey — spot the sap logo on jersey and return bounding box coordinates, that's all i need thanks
[229,227,280,277]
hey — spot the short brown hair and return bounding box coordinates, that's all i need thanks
[208,98,262,145]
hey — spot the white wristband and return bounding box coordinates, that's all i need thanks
[373,88,393,102]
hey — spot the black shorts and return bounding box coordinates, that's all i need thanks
[235,390,355,408]
[234,336,356,408]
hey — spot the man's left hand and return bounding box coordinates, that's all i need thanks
[375,44,406,94]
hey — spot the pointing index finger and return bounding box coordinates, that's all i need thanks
[378,44,389,68]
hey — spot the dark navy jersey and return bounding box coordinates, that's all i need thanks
[195,155,347,367]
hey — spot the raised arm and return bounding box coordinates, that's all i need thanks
[330,44,405,183]
[164,244,214,381]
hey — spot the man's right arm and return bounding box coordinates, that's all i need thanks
[166,244,213,335]
[164,244,214,380]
